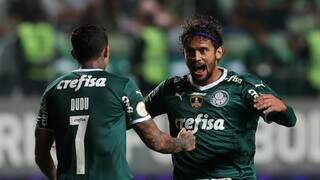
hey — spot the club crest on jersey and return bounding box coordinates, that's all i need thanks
[190,95,203,109]
[210,90,229,107]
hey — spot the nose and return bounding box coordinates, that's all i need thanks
[192,50,202,62]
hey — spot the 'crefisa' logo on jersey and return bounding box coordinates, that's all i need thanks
[57,75,106,91]
[175,114,225,133]
[210,90,229,107]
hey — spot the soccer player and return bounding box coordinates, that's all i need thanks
[34,25,195,180]
[145,15,297,180]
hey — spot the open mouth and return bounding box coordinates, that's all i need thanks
[192,63,206,76]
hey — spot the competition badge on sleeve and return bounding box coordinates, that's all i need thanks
[136,102,148,117]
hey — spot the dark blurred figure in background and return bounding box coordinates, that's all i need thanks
[8,0,57,95]
[129,0,170,95]
[244,27,283,88]
[0,0,318,98]
[0,0,19,95]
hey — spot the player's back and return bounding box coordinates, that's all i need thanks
[43,69,133,180]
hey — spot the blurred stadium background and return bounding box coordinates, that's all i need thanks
[0,0,320,179]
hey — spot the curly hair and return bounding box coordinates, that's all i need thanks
[180,15,223,49]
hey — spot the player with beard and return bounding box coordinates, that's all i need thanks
[145,15,297,180]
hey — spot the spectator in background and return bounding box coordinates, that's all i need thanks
[194,0,224,24]
[0,0,19,95]
[9,0,57,95]
[41,0,92,29]
[129,0,170,95]
[307,29,320,95]
[244,27,283,86]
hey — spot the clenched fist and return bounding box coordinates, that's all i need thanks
[177,128,196,151]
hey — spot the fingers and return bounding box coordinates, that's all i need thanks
[254,94,274,101]
[253,94,286,113]
[178,128,196,151]
[254,98,273,110]
[177,128,186,138]
[263,106,276,114]
[184,132,196,151]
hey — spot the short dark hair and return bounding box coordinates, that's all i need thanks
[180,15,223,49]
[71,25,108,63]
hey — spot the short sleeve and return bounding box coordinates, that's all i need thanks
[123,79,151,126]
[144,80,166,118]
[36,93,53,131]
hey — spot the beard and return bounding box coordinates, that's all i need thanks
[190,66,213,86]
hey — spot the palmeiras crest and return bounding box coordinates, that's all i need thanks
[190,95,203,109]
[210,90,229,107]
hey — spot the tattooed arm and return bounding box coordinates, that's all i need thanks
[133,119,195,154]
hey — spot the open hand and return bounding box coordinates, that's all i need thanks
[177,128,196,151]
[253,94,287,114]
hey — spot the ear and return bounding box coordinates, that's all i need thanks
[71,49,78,60]
[215,46,224,60]
[102,45,110,59]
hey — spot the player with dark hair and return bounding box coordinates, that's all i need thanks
[34,25,195,180]
[145,15,297,180]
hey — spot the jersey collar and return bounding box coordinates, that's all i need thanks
[72,68,104,72]
[188,67,228,91]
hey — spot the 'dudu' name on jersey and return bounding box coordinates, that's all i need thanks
[57,75,106,91]
[175,114,225,134]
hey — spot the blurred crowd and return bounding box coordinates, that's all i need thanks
[0,0,319,97]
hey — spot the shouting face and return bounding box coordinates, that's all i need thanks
[183,36,224,86]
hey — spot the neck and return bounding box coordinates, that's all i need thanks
[210,67,222,83]
[80,58,106,70]
[195,67,222,86]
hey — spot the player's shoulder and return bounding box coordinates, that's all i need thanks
[102,72,138,93]
[224,70,263,87]
[239,73,264,87]
[43,73,71,94]
[223,70,243,85]
[104,72,131,85]
[162,75,188,92]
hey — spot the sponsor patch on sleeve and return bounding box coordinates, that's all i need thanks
[136,101,148,117]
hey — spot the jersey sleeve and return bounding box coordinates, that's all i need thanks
[36,76,64,131]
[144,80,167,118]
[36,92,53,131]
[123,79,151,126]
[241,74,296,126]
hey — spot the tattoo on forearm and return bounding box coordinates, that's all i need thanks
[134,120,185,153]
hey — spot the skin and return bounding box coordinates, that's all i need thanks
[183,35,287,115]
[35,44,196,180]
[35,129,56,180]
[184,36,224,86]
[134,120,196,153]
[253,94,287,114]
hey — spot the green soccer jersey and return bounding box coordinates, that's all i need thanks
[37,69,151,180]
[145,67,296,180]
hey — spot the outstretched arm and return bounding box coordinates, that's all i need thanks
[133,119,195,154]
[253,94,297,127]
[35,128,57,180]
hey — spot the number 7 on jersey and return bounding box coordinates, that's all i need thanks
[70,115,89,174]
